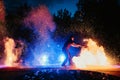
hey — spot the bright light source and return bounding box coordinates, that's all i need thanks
[59,54,66,62]
[42,55,48,62]
[38,55,48,65]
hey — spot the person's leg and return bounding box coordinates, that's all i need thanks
[69,57,74,66]
[62,57,67,66]
[62,50,68,66]
[68,52,73,66]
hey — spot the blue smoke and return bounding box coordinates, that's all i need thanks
[17,25,66,67]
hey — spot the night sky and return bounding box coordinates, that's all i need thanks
[4,0,78,16]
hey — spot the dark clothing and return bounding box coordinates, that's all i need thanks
[62,39,74,66]
[62,39,74,51]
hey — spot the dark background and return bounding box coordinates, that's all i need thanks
[1,0,120,63]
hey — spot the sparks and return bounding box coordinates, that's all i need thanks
[72,38,111,68]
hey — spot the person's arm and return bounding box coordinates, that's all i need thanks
[71,43,82,48]
[71,42,88,48]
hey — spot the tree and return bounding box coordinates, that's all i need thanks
[74,0,85,22]
[53,8,72,39]
[6,3,32,38]
[74,0,120,62]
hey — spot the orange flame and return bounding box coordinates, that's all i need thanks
[72,38,111,68]
[3,37,23,67]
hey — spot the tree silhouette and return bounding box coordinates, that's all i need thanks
[74,0,120,61]
[74,0,85,22]
[53,8,72,39]
[6,3,32,38]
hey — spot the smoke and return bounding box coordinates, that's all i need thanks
[0,2,58,67]
[0,4,63,67]
[23,5,63,66]
[0,0,5,23]
[0,0,7,65]
[24,5,55,41]
[0,0,6,38]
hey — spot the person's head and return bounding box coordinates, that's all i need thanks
[71,37,74,41]
[70,35,74,41]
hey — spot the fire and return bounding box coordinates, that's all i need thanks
[3,37,23,67]
[72,38,111,68]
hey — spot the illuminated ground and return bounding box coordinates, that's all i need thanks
[0,65,119,80]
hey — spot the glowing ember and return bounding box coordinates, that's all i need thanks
[72,38,111,68]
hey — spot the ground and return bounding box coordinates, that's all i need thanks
[0,66,119,80]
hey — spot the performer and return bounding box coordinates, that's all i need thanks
[62,35,83,67]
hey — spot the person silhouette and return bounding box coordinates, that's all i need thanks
[62,35,83,67]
